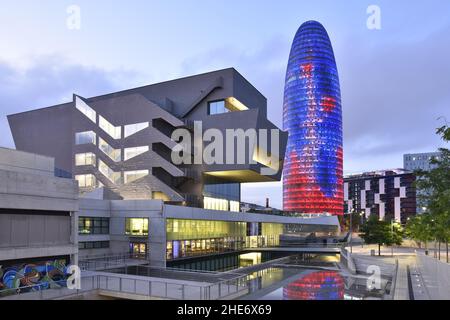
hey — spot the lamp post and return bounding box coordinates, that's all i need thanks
[391,219,395,257]
[348,208,355,253]
[360,212,365,248]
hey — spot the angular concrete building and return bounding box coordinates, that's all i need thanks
[8,68,286,209]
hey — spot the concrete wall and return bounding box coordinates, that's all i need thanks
[0,169,78,212]
[0,213,71,248]
[0,149,79,263]
[0,147,54,176]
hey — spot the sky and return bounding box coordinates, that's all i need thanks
[0,0,449,209]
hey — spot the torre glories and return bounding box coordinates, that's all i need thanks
[282,21,343,215]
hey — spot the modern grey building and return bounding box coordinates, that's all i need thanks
[403,151,441,214]
[77,197,340,267]
[0,148,79,279]
[8,68,287,210]
[5,68,340,271]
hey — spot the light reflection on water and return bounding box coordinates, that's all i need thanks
[249,268,387,300]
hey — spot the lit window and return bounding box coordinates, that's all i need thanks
[78,217,109,235]
[124,146,149,161]
[75,131,96,145]
[75,174,96,188]
[208,100,229,115]
[99,115,121,139]
[125,218,149,236]
[230,201,240,212]
[75,152,96,166]
[124,122,149,138]
[98,160,121,183]
[203,196,229,211]
[124,170,149,184]
[99,137,121,162]
[75,96,96,123]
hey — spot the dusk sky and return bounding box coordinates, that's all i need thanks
[1,0,449,209]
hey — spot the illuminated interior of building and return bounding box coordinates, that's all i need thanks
[165,219,285,260]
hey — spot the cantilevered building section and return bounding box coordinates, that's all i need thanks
[8,68,287,210]
[283,21,343,215]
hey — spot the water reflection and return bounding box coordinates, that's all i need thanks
[282,271,345,300]
[258,269,388,300]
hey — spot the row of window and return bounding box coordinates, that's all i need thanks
[75,171,149,187]
[78,217,109,235]
[76,96,149,139]
[75,134,149,162]
[203,196,240,212]
[78,217,148,236]
[79,241,110,250]
[166,234,281,260]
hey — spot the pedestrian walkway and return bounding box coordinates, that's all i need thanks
[346,245,416,300]
[414,252,450,300]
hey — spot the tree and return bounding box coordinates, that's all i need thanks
[360,214,403,256]
[340,210,362,232]
[405,214,434,249]
[415,123,450,261]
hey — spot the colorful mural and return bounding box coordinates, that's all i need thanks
[0,260,71,295]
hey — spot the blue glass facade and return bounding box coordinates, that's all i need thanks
[283,21,343,215]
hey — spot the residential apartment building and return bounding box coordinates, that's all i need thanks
[344,169,416,224]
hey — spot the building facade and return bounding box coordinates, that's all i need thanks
[5,68,342,272]
[77,197,340,267]
[404,151,441,213]
[8,68,287,211]
[404,152,441,172]
[0,148,78,290]
[344,169,416,223]
[283,20,343,215]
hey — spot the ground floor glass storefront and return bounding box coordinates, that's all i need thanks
[165,219,285,260]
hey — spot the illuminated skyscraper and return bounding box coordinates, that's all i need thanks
[283,21,343,215]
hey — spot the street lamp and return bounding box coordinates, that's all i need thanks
[350,209,355,253]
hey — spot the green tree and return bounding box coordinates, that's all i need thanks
[415,123,450,261]
[360,214,403,256]
[405,214,434,249]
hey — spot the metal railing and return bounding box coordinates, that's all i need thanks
[0,272,249,300]
[79,252,147,271]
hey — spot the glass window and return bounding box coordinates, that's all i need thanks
[75,96,96,123]
[98,160,121,183]
[124,170,149,184]
[75,152,96,166]
[125,218,149,236]
[99,115,121,139]
[75,174,96,188]
[75,131,96,145]
[230,201,240,212]
[79,241,109,250]
[124,122,149,138]
[208,100,229,115]
[98,137,121,162]
[124,146,149,161]
[203,196,229,211]
[78,217,109,234]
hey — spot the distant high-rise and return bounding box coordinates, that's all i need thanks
[404,152,441,172]
[283,21,343,215]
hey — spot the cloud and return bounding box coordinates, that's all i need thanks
[0,55,139,147]
[180,36,291,127]
[339,24,450,170]
[180,24,450,206]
